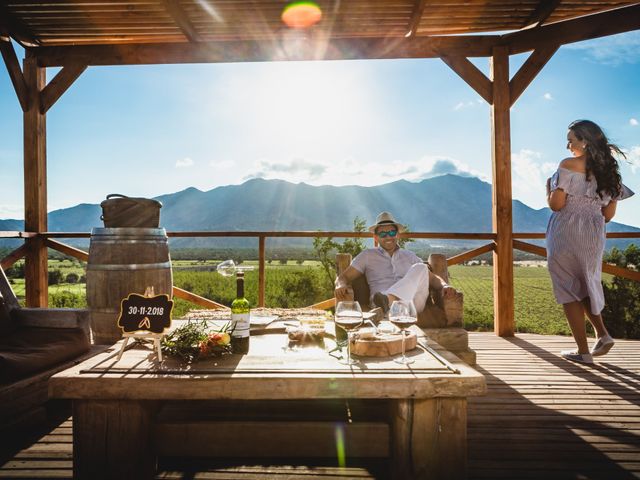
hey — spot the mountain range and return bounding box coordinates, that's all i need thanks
[1,174,638,248]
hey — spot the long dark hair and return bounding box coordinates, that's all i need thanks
[568,119,624,199]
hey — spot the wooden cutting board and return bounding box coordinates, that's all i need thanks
[351,331,417,357]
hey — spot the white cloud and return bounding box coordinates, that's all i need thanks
[453,100,482,111]
[239,154,488,188]
[564,31,640,66]
[382,156,488,183]
[623,146,640,174]
[511,149,556,209]
[244,157,328,182]
[630,118,639,126]
[543,93,553,101]
[0,204,24,219]
[176,157,194,168]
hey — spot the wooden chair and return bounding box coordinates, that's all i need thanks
[0,265,92,431]
[336,253,476,364]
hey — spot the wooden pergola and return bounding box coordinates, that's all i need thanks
[1,0,640,337]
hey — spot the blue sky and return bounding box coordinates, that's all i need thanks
[1,31,639,228]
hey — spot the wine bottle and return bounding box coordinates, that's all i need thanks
[231,272,250,354]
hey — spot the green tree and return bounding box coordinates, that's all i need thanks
[313,216,367,290]
[602,244,640,339]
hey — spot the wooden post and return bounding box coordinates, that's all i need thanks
[336,253,351,276]
[73,400,157,479]
[258,235,265,307]
[490,46,515,336]
[23,56,48,307]
[390,398,467,479]
[335,253,353,302]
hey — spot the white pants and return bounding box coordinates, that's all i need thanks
[381,263,431,313]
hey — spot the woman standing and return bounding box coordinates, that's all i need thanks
[546,120,634,364]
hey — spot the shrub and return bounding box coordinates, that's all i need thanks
[602,244,640,339]
[5,263,25,278]
[48,269,64,285]
[66,272,80,284]
[277,270,324,308]
[49,291,86,308]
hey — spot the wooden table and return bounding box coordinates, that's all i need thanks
[49,320,485,480]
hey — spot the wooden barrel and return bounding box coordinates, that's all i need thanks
[86,228,173,344]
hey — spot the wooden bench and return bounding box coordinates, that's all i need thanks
[336,252,476,364]
[0,266,92,432]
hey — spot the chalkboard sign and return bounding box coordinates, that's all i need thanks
[117,293,173,334]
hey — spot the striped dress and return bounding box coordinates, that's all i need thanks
[546,168,634,314]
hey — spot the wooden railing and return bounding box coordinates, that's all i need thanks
[1,230,639,310]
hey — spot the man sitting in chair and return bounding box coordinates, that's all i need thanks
[334,211,455,313]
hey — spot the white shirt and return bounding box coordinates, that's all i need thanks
[351,247,423,296]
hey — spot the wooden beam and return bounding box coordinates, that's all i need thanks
[0,244,28,270]
[40,63,87,114]
[0,37,30,112]
[447,243,495,266]
[45,238,89,262]
[0,231,36,238]
[602,263,640,282]
[0,7,39,47]
[406,0,429,37]
[33,35,501,67]
[505,4,640,54]
[513,239,640,282]
[440,55,493,104]
[307,298,336,310]
[162,0,203,42]
[490,45,514,337]
[509,45,558,107]
[23,57,48,307]
[512,239,546,257]
[521,0,562,29]
[172,286,229,310]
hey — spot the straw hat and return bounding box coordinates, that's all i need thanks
[368,211,407,234]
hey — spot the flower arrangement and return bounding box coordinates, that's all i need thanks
[161,319,232,362]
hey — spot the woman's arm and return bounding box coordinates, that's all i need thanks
[547,177,567,211]
[602,200,617,222]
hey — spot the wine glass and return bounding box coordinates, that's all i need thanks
[334,301,363,365]
[216,259,237,277]
[389,300,418,365]
[216,259,254,277]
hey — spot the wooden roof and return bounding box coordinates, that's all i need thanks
[1,0,638,45]
[1,0,640,66]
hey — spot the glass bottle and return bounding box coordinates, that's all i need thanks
[231,272,250,354]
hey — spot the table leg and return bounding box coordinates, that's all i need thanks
[390,397,467,480]
[73,399,157,480]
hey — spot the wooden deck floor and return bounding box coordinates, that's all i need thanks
[1,332,639,479]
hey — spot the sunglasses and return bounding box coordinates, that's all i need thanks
[377,230,398,238]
